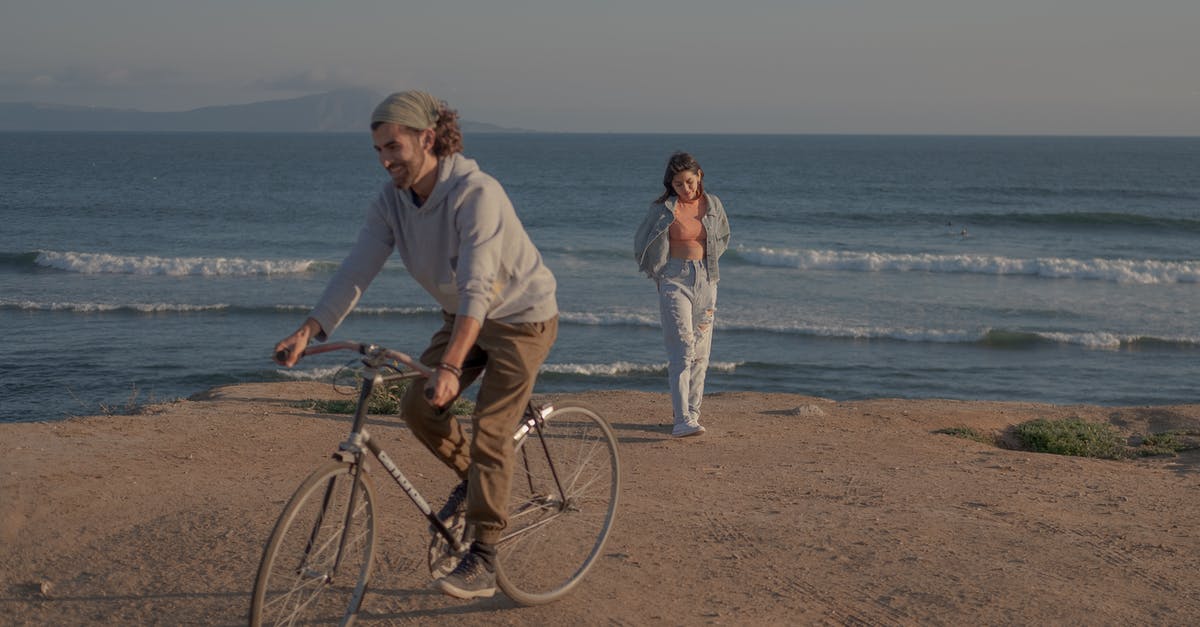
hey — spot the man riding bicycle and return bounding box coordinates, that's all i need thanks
[274,90,558,600]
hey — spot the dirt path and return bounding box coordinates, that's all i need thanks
[3,383,1199,625]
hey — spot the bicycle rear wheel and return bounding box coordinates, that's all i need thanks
[250,460,377,626]
[497,402,620,605]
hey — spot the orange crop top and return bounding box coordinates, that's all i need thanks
[668,197,707,260]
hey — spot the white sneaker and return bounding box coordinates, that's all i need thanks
[671,422,706,438]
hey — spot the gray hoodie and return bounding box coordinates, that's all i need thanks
[310,153,557,337]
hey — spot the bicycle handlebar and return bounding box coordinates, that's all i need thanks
[276,341,434,377]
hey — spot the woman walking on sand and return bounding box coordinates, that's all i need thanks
[634,152,731,437]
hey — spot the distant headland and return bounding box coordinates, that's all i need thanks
[0,88,529,133]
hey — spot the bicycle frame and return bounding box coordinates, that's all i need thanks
[344,352,468,556]
[295,341,571,574]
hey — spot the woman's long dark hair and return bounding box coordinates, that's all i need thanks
[655,151,704,204]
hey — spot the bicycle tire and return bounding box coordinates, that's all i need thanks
[250,460,378,626]
[496,402,620,605]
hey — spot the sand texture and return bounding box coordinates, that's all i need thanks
[3,382,1199,625]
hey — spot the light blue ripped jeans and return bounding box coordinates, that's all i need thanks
[657,258,718,429]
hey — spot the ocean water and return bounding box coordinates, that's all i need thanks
[2,131,1199,422]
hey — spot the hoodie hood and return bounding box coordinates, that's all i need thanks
[417,153,479,213]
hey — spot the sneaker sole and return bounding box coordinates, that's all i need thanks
[434,579,497,599]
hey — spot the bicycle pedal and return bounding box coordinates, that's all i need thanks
[427,511,469,579]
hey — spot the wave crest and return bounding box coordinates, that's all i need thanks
[736,247,1200,284]
[728,320,1200,351]
[0,300,231,313]
[276,366,346,381]
[559,311,659,327]
[34,251,318,276]
[540,361,741,376]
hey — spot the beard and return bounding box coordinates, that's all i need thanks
[389,151,428,190]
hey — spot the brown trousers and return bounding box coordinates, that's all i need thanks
[400,312,558,544]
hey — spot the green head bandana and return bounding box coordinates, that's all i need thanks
[370,90,441,129]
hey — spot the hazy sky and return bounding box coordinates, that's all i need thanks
[2,0,1197,134]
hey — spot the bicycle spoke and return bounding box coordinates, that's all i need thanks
[251,461,376,626]
[496,403,620,605]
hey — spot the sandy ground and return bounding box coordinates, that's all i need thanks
[2,382,1199,626]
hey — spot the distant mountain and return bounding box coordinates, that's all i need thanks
[0,89,529,133]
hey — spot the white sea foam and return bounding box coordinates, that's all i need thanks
[7,296,1191,352]
[267,304,439,317]
[276,366,346,381]
[35,250,316,276]
[1035,331,1125,350]
[737,246,1200,285]
[0,300,230,313]
[721,318,1200,350]
[556,311,1200,351]
[558,311,660,327]
[351,305,441,316]
[541,361,741,376]
[1025,330,1200,350]
[277,361,744,382]
[541,361,662,376]
[722,320,980,344]
[1,300,444,317]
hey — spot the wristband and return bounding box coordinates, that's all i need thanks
[437,362,463,377]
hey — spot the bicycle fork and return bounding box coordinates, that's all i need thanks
[315,374,379,583]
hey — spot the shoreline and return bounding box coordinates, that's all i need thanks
[3,382,1199,624]
[14,377,1200,427]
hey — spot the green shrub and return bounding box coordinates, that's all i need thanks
[937,417,1200,460]
[1013,417,1126,459]
[1135,431,1200,457]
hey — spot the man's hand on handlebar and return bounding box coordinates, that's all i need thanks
[273,318,322,367]
[423,367,460,410]
[273,337,307,367]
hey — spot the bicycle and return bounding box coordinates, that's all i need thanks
[249,340,621,626]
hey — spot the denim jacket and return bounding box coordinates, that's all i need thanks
[634,192,730,281]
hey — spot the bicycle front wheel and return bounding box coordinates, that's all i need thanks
[250,460,378,626]
[497,402,620,605]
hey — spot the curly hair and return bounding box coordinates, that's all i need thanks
[655,151,705,204]
[430,104,464,157]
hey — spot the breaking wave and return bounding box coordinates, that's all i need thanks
[736,247,1200,285]
[29,250,329,276]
